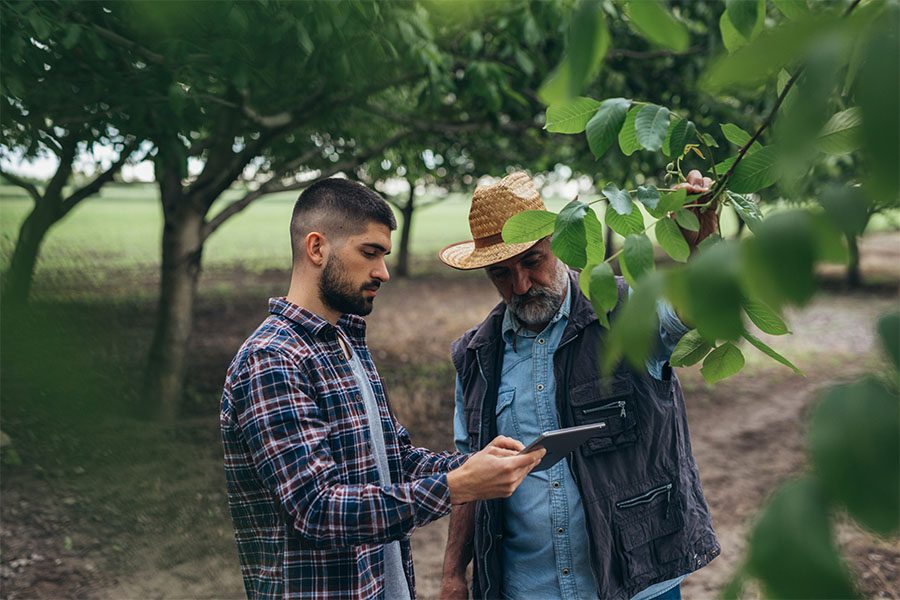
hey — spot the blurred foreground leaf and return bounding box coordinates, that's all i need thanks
[809,377,899,536]
[747,477,859,599]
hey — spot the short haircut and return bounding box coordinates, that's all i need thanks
[290,178,396,262]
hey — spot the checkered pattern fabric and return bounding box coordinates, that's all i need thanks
[221,297,466,599]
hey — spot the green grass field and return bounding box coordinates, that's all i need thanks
[2,182,897,285]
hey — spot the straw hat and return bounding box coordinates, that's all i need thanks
[439,171,547,270]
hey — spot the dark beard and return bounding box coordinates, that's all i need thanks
[319,254,379,316]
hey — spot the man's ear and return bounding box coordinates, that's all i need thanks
[305,232,328,267]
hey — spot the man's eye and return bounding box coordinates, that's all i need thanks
[363,251,377,258]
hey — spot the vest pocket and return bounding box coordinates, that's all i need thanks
[614,481,686,581]
[570,376,637,454]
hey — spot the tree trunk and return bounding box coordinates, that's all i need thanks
[846,233,862,288]
[143,162,206,421]
[2,198,59,308]
[395,183,415,278]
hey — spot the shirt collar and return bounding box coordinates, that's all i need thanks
[501,280,571,345]
[268,297,367,343]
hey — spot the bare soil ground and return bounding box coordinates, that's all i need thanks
[1,233,898,599]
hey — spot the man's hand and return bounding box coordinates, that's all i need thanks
[439,571,469,600]
[673,169,719,249]
[446,436,544,505]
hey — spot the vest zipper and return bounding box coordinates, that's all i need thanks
[616,482,673,513]
[582,399,626,418]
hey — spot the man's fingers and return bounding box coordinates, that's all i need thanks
[702,176,713,189]
[686,169,703,185]
[488,435,525,452]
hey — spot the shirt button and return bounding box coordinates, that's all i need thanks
[557,527,564,534]
[552,481,561,489]
[538,338,545,345]
[562,568,570,576]
[536,384,545,391]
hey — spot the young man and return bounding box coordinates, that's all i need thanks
[438,172,720,600]
[221,178,543,599]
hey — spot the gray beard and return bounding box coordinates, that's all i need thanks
[505,263,569,327]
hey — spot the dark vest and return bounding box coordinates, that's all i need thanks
[450,273,720,600]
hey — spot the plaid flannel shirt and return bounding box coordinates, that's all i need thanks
[221,298,466,599]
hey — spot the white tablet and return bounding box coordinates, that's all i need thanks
[519,422,608,472]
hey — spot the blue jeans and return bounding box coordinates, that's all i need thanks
[652,585,682,600]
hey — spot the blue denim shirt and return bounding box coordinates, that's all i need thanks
[453,282,689,600]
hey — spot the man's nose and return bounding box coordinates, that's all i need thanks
[512,268,531,296]
[373,258,390,283]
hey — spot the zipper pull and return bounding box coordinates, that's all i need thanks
[619,401,626,418]
[664,487,672,520]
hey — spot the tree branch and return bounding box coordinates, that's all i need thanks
[60,140,146,216]
[202,130,412,239]
[710,0,863,201]
[43,136,78,203]
[0,168,42,203]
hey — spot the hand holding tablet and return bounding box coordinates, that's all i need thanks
[518,422,608,471]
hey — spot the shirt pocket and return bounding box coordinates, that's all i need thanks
[570,375,638,455]
[495,389,520,439]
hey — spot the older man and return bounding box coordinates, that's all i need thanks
[438,172,720,600]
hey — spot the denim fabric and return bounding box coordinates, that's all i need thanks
[453,284,689,600]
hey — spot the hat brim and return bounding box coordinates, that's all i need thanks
[438,239,542,270]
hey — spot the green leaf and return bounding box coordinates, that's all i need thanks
[502,209,558,243]
[620,234,654,287]
[877,311,899,371]
[702,15,835,92]
[815,107,862,155]
[545,97,602,134]
[743,300,790,335]
[728,145,780,193]
[726,191,763,232]
[857,10,900,205]
[686,242,745,342]
[674,208,700,232]
[818,185,870,238]
[587,98,631,159]
[742,331,802,374]
[809,377,899,536]
[635,185,660,211]
[605,274,662,372]
[551,200,589,269]
[700,132,719,148]
[719,10,747,54]
[662,118,696,158]
[605,203,645,237]
[625,0,689,52]
[741,210,818,308]
[618,107,642,156]
[566,0,610,99]
[720,123,761,152]
[657,188,688,213]
[746,478,858,600]
[670,329,713,367]
[602,183,633,215]
[635,104,670,152]
[811,211,848,265]
[584,208,606,264]
[725,0,761,39]
[772,0,809,20]
[587,262,618,328]
[701,342,745,384]
[655,217,690,262]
